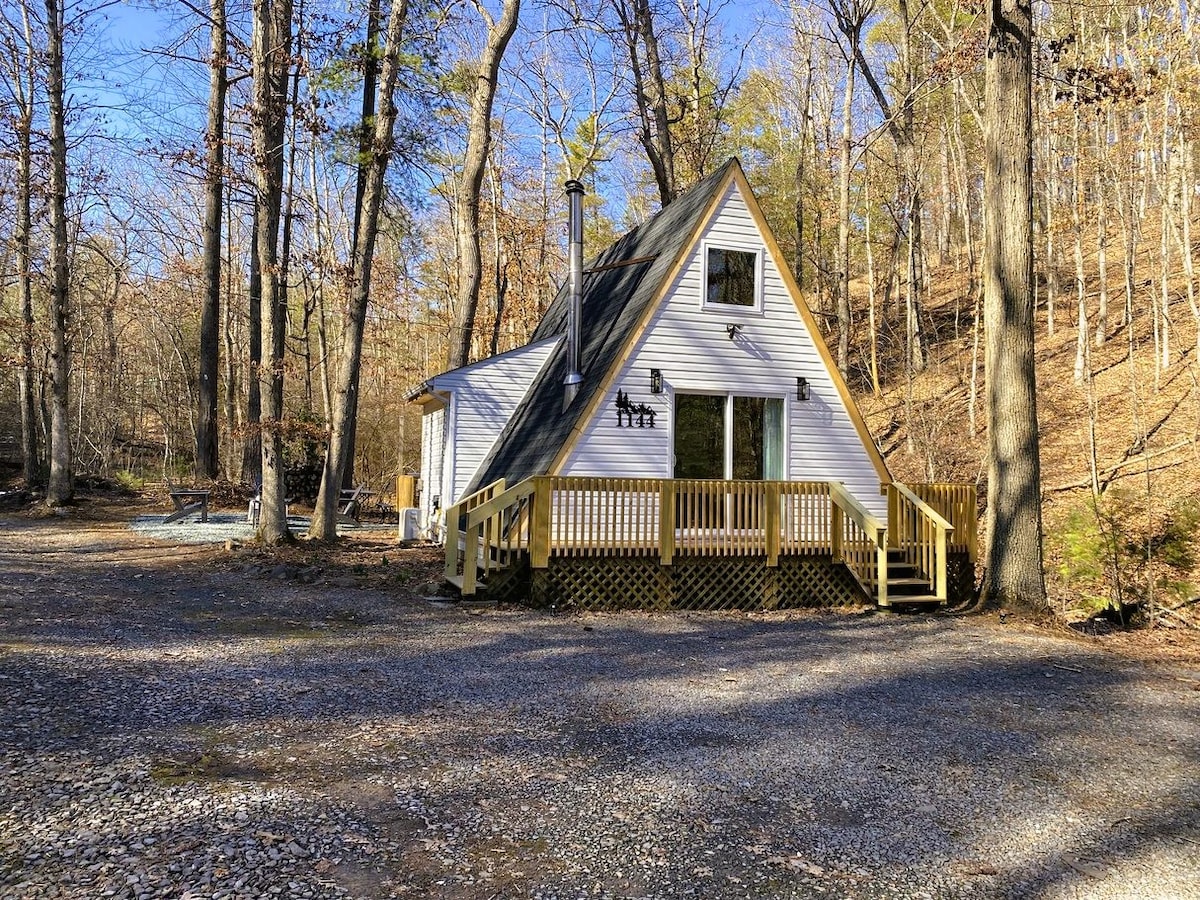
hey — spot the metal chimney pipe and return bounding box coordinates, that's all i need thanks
[563,179,585,406]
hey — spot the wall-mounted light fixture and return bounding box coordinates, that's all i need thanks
[650,368,663,394]
[796,376,811,401]
[726,323,742,340]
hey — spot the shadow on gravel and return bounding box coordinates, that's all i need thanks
[3,600,1197,897]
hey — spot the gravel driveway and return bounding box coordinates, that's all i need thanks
[1,517,1197,899]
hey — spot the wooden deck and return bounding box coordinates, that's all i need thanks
[443,477,977,610]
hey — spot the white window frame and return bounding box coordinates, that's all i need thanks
[700,242,765,314]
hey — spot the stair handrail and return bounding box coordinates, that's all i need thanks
[829,482,888,606]
[887,482,954,602]
[449,477,547,597]
[443,478,505,587]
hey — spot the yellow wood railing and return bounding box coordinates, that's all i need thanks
[885,482,955,602]
[906,482,978,562]
[830,482,889,606]
[446,477,905,604]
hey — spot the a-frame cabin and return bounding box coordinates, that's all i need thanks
[408,160,976,610]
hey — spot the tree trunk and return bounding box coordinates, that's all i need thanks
[446,0,521,370]
[251,0,293,542]
[614,0,676,208]
[196,0,227,481]
[982,0,1047,610]
[44,0,72,507]
[243,206,263,485]
[308,0,409,540]
[14,3,38,488]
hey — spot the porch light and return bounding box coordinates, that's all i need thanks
[650,368,663,394]
[796,376,811,401]
[726,323,742,339]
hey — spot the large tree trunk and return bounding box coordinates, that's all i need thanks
[243,207,263,485]
[308,0,409,540]
[446,0,521,370]
[196,0,227,481]
[44,0,72,507]
[251,0,293,542]
[982,0,1047,610]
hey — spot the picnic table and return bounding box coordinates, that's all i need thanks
[338,486,374,526]
[165,489,211,524]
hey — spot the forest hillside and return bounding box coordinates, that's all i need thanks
[856,243,1200,625]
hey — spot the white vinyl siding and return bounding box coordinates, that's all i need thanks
[434,338,558,505]
[419,403,446,535]
[558,182,886,520]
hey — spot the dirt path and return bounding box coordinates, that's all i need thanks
[1,515,1198,899]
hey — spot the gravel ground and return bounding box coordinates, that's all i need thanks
[1,516,1198,900]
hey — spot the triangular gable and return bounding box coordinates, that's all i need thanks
[466,158,890,493]
[549,163,890,486]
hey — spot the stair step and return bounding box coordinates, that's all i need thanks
[445,573,490,591]
[885,594,943,605]
[887,576,932,588]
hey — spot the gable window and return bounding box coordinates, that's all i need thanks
[705,246,760,308]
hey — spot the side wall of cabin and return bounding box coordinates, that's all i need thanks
[557,181,888,520]
[433,338,559,510]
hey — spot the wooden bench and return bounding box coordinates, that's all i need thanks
[165,489,211,524]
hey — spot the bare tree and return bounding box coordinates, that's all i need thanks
[0,0,41,487]
[250,0,293,542]
[43,0,72,506]
[612,0,677,206]
[829,0,874,378]
[446,0,521,370]
[196,0,227,480]
[309,0,409,540]
[982,0,1047,610]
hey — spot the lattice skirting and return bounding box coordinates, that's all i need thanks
[946,550,978,606]
[520,554,870,612]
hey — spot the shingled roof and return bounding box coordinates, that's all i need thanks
[464,159,739,493]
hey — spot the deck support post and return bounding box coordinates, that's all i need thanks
[659,480,676,565]
[530,476,551,568]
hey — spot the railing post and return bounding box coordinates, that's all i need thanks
[765,482,780,567]
[831,502,844,562]
[462,519,481,596]
[884,483,898,548]
[530,476,551,569]
[876,531,889,607]
[935,523,948,603]
[659,480,675,566]
[443,502,462,581]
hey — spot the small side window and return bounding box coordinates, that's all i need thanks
[705,247,758,308]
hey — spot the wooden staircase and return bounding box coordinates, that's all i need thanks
[883,547,941,607]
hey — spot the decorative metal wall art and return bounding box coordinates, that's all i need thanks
[614,390,657,427]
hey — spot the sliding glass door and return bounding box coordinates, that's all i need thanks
[673,393,785,529]
[673,394,784,480]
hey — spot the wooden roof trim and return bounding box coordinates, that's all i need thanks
[547,166,739,476]
[730,166,892,485]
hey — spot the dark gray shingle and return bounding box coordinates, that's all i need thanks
[465,160,738,493]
